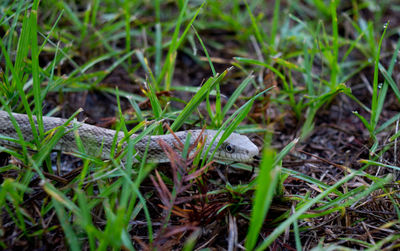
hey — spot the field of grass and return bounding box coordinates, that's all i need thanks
[2,0,400,250]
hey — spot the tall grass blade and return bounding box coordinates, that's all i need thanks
[245,147,278,250]
[170,68,230,131]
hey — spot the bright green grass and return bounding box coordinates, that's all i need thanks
[1,0,400,250]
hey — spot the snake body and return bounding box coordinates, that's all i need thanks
[0,111,259,163]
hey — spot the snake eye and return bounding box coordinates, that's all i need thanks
[225,143,234,153]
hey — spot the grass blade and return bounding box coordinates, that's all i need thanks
[245,147,278,250]
[170,67,230,131]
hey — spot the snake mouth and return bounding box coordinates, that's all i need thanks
[218,153,259,163]
[247,146,260,162]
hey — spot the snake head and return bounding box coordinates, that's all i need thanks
[202,130,259,163]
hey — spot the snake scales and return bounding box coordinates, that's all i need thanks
[0,111,259,163]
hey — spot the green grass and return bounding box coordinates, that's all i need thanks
[1,0,400,250]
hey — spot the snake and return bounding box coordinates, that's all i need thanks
[0,111,259,163]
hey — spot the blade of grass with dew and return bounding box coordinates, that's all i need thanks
[370,22,388,132]
[353,110,373,136]
[245,147,278,251]
[379,63,400,104]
